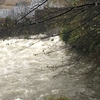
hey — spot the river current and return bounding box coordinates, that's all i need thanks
[0,34,100,100]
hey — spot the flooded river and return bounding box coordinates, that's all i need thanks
[0,34,100,100]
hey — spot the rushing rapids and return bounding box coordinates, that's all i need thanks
[0,34,100,100]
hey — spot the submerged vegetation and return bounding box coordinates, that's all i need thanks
[44,96,71,100]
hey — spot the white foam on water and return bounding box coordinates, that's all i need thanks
[0,35,96,100]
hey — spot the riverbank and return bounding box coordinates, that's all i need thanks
[0,3,100,99]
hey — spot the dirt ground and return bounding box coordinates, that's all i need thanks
[0,0,31,9]
[4,0,31,6]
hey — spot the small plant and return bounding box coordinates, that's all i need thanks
[44,95,71,100]
[60,27,70,43]
[4,17,13,28]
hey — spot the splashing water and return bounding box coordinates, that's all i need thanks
[0,34,99,100]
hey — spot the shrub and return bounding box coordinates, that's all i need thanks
[4,17,13,28]
[60,27,71,43]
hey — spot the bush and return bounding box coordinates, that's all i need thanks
[4,17,14,28]
[60,27,71,43]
